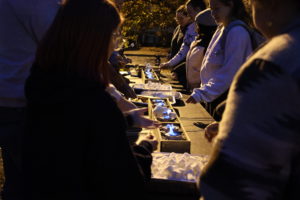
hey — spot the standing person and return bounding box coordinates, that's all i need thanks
[186,8,217,90]
[0,0,59,199]
[22,0,157,200]
[168,5,192,60]
[160,0,206,88]
[200,0,300,199]
[186,0,253,119]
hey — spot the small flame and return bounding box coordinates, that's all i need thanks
[162,109,172,120]
[156,102,165,106]
[166,124,178,136]
[146,71,154,79]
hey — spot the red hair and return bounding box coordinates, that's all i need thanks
[36,0,122,86]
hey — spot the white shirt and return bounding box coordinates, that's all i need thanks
[167,22,197,67]
[185,40,205,90]
[191,22,252,102]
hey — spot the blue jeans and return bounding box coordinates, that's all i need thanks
[0,107,24,200]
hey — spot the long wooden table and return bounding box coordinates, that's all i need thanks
[125,63,214,156]
[124,55,214,200]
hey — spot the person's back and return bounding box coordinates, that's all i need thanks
[24,66,147,200]
[0,0,58,107]
[200,16,300,200]
[22,0,153,199]
[0,1,58,199]
[200,0,300,198]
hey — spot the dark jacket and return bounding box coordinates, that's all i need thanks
[169,25,187,59]
[23,65,152,200]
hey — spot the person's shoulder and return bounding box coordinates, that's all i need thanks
[250,29,300,75]
[186,22,197,34]
[190,40,205,51]
[187,22,195,29]
[226,24,250,40]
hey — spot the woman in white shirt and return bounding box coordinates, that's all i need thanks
[186,8,217,91]
[160,0,206,88]
[186,0,253,117]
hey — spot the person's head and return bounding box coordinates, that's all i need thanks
[175,5,192,27]
[250,0,300,39]
[36,0,122,86]
[186,0,207,20]
[209,0,251,26]
[195,9,217,35]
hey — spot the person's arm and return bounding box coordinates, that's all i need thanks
[162,23,197,68]
[9,0,59,42]
[92,94,149,199]
[106,84,137,112]
[200,59,300,199]
[191,26,252,103]
[133,137,158,181]
[108,64,137,98]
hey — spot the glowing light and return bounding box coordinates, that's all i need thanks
[166,124,180,136]
[162,109,172,120]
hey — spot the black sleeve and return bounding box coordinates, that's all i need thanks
[132,141,153,181]
[90,92,148,199]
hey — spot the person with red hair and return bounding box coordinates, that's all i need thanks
[23,1,157,199]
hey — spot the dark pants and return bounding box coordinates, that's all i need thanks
[0,107,24,200]
[202,91,228,121]
[172,62,187,89]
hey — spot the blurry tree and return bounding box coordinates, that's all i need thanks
[121,0,186,48]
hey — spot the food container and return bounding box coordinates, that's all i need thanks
[146,152,209,198]
[148,98,191,153]
[141,68,160,83]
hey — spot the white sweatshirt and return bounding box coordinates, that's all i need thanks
[167,22,197,67]
[186,40,205,90]
[191,21,252,102]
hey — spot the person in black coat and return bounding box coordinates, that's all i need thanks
[22,0,157,199]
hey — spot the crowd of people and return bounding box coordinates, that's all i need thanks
[0,0,299,199]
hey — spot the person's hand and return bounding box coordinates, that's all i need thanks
[126,108,161,129]
[121,84,137,99]
[204,121,219,142]
[186,96,197,104]
[125,57,132,64]
[116,55,130,68]
[136,134,158,151]
[159,62,170,69]
[171,72,178,80]
[118,60,127,68]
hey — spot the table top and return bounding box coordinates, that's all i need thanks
[124,55,214,200]
[125,63,214,156]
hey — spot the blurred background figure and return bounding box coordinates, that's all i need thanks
[168,5,192,61]
[200,0,300,199]
[185,8,217,91]
[160,0,207,89]
[186,0,253,121]
[0,0,59,199]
